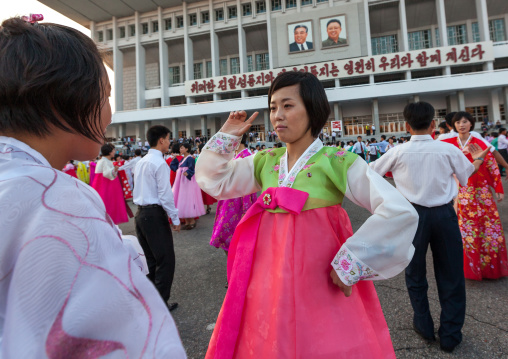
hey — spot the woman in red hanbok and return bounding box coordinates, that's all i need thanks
[443,112,508,280]
[167,144,183,187]
[113,155,133,200]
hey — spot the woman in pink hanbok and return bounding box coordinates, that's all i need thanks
[210,135,257,253]
[197,72,418,359]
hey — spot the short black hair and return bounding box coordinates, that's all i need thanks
[451,111,475,131]
[171,143,180,154]
[268,71,330,138]
[147,125,170,147]
[438,121,448,130]
[0,17,107,142]
[134,149,142,156]
[294,25,308,33]
[403,102,435,130]
[241,134,248,146]
[357,136,362,140]
[326,19,341,28]
[101,143,114,156]
[381,135,386,140]
[444,112,457,127]
[180,143,191,152]
[499,127,507,134]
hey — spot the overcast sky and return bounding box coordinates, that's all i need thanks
[2,0,116,112]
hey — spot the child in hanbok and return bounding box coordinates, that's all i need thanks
[196,71,418,358]
[0,16,184,357]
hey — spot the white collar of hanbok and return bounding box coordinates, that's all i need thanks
[0,136,51,167]
[278,138,323,188]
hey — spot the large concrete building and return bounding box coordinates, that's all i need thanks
[40,0,508,141]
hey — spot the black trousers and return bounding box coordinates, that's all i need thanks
[406,202,465,347]
[369,154,377,162]
[499,148,508,163]
[135,206,175,302]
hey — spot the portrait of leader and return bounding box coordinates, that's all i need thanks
[288,22,314,53]
[320,15,348,48]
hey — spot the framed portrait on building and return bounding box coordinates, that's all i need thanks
[320,15,348,49]
[288,21,315,53]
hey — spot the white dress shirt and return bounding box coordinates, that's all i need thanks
[498,134,508,150]
[119,155,141,175]
[95,157,117,180]
[133,149,180,225]
[352,141,365,155]
[370,134,475,207]
[439,130,495,152]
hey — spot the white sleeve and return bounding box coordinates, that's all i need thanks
[450,147,475,186]
[156,163,180,225]
[195,132,261,200]
[369,148,397,176]
[331,158,418,286]
[470,131,495,152]
[102,160,118,180]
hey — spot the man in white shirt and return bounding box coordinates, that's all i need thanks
[331,131,337,144]
[134,125,181,311]
[370,102,489,353]
[498,127,508,164]
[351,136,366,160]
[118,148,142,187]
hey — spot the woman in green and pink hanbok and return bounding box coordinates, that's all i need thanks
[196,72,418,359]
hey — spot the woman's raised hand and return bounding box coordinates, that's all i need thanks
[220,111,259,137]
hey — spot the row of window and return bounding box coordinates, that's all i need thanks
[371,19,506,55]
[168,53,269,84]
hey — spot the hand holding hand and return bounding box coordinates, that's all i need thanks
[330,269,353,297]
[172,224,181,232]
[468,144,491,159]
[183,172,188,177]
[496,193,504,202]
[220,111,259,137]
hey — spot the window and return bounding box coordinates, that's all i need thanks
[317,0,328,3]
[228,6,238,19]
[189,14,197,26]
[256,53,269,71]
[106,29,113,41]
[142,23,149,34]
[435,28,441,47]
[129,24,136,36]
[286,0,297,8]
[169,66,181,85]
[256,1,266,13]
[176,16,184,28]
[247,55,253,72]
[371,35,398,55]
[271,0,281,11]
[202,11,210,24]
[220,59,228,75]
[97,31,103,42]
[447,24,467,45]
[243,3,252,16]
[152,21,159,33]
[194,63,203,80]
[466,106,488,123]
[408,29,432,50]
[472,22,481,42]
[215,9,224,21]
[230,57,240,74]
[182,65,185,81]
[490,19,506,42]
[165,18,172,30]
[119,26,126,38]
[206,61,213,77]
[301,0,312,5]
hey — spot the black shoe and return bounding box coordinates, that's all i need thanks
[413,323,436,342]
[440,342,458,353]
[167,302,178,311]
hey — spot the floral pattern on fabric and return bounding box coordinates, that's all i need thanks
[204,133,240,154]
[331,247,379,285]
[278,139,322,188]
[323,148,348,163]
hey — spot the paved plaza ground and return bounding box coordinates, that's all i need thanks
[119,180,508,359]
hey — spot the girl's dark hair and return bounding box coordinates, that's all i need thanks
[241,134,248,146]
[180,143,191,153]
[0,18,107,142]
[101,143,114,156]
[268,71,330,138]
[171,143,180,154]
[452,111,476,131]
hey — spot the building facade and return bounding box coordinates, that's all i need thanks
[41,0,508,141]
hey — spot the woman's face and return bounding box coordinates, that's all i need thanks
[180,145,188,155]
[269,84,311,144]
[455,117,472,134]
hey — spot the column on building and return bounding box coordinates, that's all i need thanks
[237,0,248,98]
[488,89,501,125]
[112,17,124,112]
[158,7,170,107]
[363,0,374,84]
[209,0,221,101]
[185,118,192,138]
[435,0,451,76]
[372,99,380,136]
[172,118,179,140]
[457,91,465,111]
[183,1,195,104]
[118,123,127,140]
[264,110,271,137]
[398,0,411,80]
[446,95,458,113]
[503,87,508,124]
[143,121,152,144]
[333,103,343,128]
[135,11,146,109]
[201,115,208,139]
[475,0,494,71]
[110,124,118,140]
[265,0,274,69]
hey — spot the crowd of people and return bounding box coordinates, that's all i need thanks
[1,15,507,358]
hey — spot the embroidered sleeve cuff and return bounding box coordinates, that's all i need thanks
[204,132,241,155]
[331,245,380,286]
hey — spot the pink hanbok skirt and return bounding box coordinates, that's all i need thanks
[91,173,129,224]
[206,187,395,359]
[172,167,206,218]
